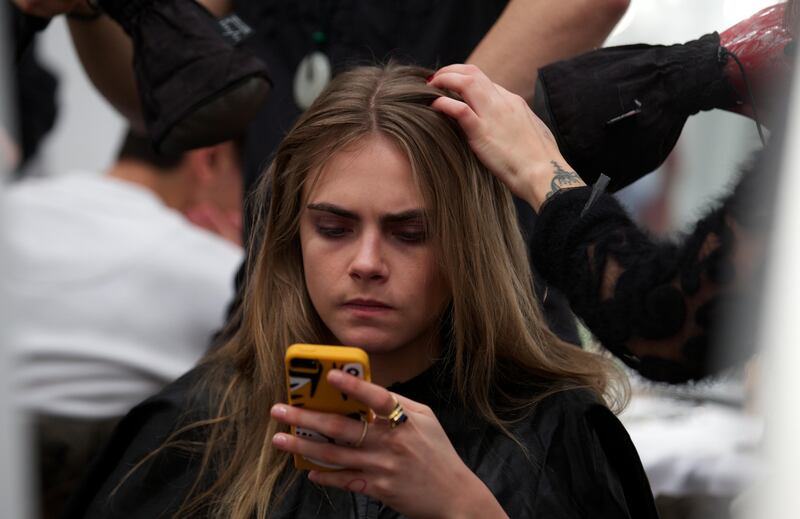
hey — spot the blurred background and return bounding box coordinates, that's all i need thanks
[1,0,797,518]
[1,6,34,519]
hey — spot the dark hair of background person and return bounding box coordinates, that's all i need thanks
[116,129,246,175]
[116,129,183,170]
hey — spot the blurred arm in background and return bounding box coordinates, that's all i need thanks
[15,0,629,126]
[468,0,630,101]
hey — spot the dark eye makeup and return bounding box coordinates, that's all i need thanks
[315,225,350,238]
[312,215,353,238]
[391,222,427,243]
[307,206,427,243]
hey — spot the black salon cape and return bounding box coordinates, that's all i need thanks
[65,364,658,518]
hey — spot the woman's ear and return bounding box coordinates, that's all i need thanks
[206,141,242,183]
[183,142,242,189]
[184,141,244,214]
[180,142,244,246]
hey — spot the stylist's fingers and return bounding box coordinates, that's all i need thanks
[431,63,480,75]
[430,63,491,84]
[431,69,530,131]
[430,97,482,135]
[429,65,499,110]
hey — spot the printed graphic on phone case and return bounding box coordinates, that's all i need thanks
[284,344,373,471]
[287,357,323,408]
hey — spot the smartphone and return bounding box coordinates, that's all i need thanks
[284,343,373,471]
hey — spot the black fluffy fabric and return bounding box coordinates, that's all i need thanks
[530,170,763,383]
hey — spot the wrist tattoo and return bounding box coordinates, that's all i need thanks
[544,161,581,200]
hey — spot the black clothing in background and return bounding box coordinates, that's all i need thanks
[65,363,658,518]
[7,4,58,175]
[228,0,581,346]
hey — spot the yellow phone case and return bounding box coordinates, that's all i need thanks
[284,344,373,471]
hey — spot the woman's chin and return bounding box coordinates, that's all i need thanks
[334,331,400,354]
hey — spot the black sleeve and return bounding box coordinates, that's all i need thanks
[63,374,209,519]
[530,154,768,383]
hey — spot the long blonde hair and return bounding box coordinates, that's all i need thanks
[157,63,625,518]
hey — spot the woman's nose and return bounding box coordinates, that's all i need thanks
[348,233,388,281]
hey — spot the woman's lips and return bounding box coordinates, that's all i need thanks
[342,299,393,315]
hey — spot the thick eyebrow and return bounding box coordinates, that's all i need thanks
[306,203,426,224]
[381,209,426,224]
[306,203,357,219]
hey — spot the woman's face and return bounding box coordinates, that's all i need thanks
[299,134,449,363]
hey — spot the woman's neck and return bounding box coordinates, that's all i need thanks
[369,333,441,387]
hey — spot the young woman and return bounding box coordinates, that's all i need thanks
[67,63,657,518]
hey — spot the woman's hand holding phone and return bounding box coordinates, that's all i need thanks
[270,369,508,519]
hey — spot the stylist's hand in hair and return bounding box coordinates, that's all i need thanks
[270,369,508,519]
[429,64,585,212]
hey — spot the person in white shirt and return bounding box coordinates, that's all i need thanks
[0,130,244,518]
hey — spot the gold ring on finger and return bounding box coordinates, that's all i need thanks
[353,419,369,448]
[376,395,408,429]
